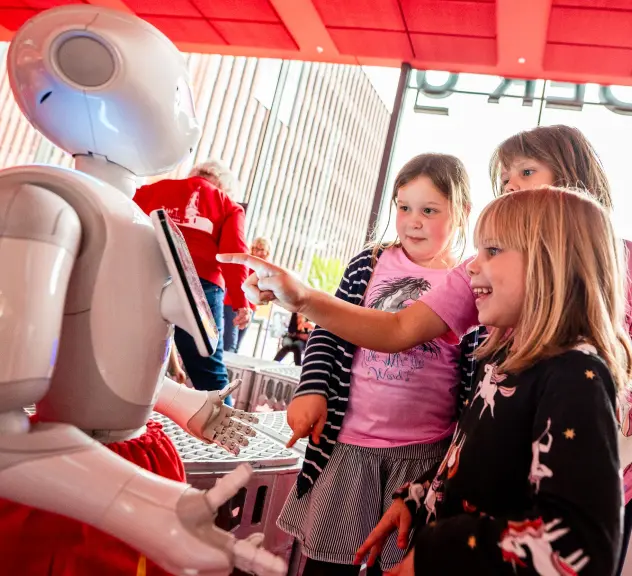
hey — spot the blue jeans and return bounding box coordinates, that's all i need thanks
[174,278,231,405]
[223,305,248,353]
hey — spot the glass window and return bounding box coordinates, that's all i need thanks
[377,70,632,253]
[277,60,303,126]
[378,70,544,254]
[253,58,282,109]
[539,82,632,240]
[379,68,632,251]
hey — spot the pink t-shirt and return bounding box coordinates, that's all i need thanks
[624,239,632,336]
[620,239,632,502]
[420,257,478,342]
[338,247,461,448]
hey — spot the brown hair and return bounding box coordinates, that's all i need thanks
[489,125,611,209]
[371,153,471,265]
[474,186,631,389]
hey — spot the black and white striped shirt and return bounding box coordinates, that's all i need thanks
[293,247,479,497]
[293,248,378,497]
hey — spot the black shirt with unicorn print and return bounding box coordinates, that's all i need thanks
[406,344,621,575]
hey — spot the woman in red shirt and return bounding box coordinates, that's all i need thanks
[134,160,250,404]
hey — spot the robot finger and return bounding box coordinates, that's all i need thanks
[214,433,241,456]
[227,428,252,447]
[233,538,287,576]
[219,415,234,428]
[217,405,237,425]
[202,426,241,453]
[235,433,250,447]
[216,406,256,431]
[229,408,258,424]
[219,379,242,401]
[216,425,250,447]
[227,419,256,437]
[205,464,253,510]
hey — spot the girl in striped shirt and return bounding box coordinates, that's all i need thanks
[276,153,472,575]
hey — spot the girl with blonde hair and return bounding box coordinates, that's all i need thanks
[354,186,630,574]
[225,187,630,574]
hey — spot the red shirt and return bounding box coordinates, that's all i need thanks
[134,176,249,310]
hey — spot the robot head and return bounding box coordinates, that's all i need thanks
[8,5,200,177]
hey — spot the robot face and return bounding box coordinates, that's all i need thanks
[8,6,201,177]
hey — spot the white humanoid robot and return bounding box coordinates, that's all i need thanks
[0,5,285,576]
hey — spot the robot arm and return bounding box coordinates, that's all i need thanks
[0,183,81,418]
[0,423,285,576]
[0,184,284,576]
[154,377,257,455]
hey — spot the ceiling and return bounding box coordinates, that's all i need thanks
[0,0,631,86]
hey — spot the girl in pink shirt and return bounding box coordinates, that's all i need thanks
[219,124,632,573]
[274,154,472,575]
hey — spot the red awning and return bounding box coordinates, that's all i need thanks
[0,0,630,86]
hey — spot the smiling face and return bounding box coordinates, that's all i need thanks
[500,156,555,193]
[466,242,526,330]
[395,175,456,267]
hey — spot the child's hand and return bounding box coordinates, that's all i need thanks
[173,366,187,385]
[286,394,327,447]
[168,344,187,384]
[354,499,413,567]
[217,253,311,312]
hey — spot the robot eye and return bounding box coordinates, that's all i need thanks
[54,33,116,89]
[175,78,195,118]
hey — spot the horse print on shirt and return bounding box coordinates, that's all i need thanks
[369,276,431,312]
[529,418,554,494]
[368,276,440,358]
[499,517,589,575]
[472,363,516,419]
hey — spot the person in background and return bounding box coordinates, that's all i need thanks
[224,237,272,354]
[273,312,314,366]
[167,343,187,384]
[134,159,250,405]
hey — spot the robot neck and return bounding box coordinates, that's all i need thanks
[74,154,138,199]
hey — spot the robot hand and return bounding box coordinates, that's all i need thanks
[189,380,259,455]
[0,423,286,576]
[168,464,286,576]
[155,378,258,456]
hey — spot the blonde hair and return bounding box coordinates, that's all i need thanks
[474,186,632,390]
[189,159,240,200]
[490,125,611,209]
[370,153,471,265]
[252,236,271,257]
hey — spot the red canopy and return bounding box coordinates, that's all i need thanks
[0,0,630,86]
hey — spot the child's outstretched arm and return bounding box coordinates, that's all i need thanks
[217,253,449,353]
